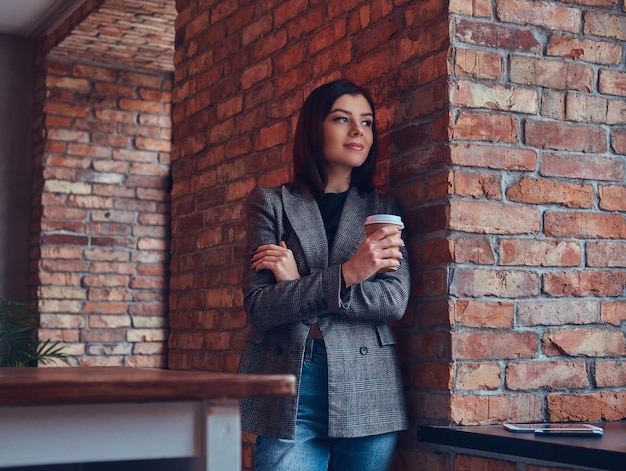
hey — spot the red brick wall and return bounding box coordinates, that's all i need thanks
[29,0,625,469]
[444,0,626,427]
[171,0,625,469]
[31,59,173,367]
[170,0,449,467]
[168,0,446,371]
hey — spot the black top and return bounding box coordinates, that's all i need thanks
[318,190,348,250]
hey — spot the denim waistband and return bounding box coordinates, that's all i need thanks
[304,337,326,361]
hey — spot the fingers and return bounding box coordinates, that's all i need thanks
[250,243,291,266]
[368,225,403,242]
[250,246,286,269]
[254,243,282,253]
[366,228,405,253]
[344,233,405,285]
[382,248,404,265]
[366,234,404,269]
[251,244,283,261]
[250,242,301,281]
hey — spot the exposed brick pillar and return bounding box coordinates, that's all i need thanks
[446,0,626,427]
[31,59,173,367]
[30,0,175,368]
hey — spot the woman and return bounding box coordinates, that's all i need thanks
[238,79,410,471]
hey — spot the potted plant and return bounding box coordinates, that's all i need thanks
[0,299,69,367]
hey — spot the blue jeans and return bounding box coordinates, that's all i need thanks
[254,338,398,471]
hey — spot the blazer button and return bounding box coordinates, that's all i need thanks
[360,346,368,355]
[273,346,284,355]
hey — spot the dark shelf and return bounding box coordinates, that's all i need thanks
[417,421,626,471]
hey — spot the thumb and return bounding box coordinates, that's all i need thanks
[279,241,287,249]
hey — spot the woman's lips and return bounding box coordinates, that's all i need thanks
[344,143,364,151]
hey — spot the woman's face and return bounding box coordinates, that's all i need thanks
[322,93,374,174]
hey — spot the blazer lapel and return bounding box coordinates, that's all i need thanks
[281,186,329,270]
[329,187,370,265]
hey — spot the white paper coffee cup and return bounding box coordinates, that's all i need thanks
[364,214,404,272]
[364,214,404,231]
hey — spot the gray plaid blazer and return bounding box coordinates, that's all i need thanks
[237,184,410,439]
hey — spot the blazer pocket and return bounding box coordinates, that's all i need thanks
[375,322,397,346]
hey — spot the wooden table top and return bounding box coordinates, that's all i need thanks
[0,367,296,406]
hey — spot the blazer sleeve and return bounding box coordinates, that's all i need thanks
[242,186,346,331]
[336,194,410,323]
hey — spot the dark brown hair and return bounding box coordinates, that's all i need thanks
[292,79,378,198]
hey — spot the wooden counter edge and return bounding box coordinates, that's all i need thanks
[0,367,296,406]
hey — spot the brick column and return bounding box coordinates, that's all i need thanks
[30,0,176,368]
[445,0,626,427]
[31,60,172,367]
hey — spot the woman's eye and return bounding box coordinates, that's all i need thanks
[334,116,349,123]
[362,120,372,127]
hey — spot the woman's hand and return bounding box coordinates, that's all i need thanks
[250,241,301,281]
[341,226,404,287]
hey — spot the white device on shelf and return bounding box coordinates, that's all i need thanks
[503,423,604,437]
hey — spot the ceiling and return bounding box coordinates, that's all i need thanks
[0,0,175,73]
[0,0,81,38]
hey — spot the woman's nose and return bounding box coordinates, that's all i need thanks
[351,123,363,136]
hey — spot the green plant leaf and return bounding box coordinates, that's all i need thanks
[0,299,69,367]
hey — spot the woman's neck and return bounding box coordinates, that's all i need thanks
[324,168,351,193]
[324,182,350,194]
